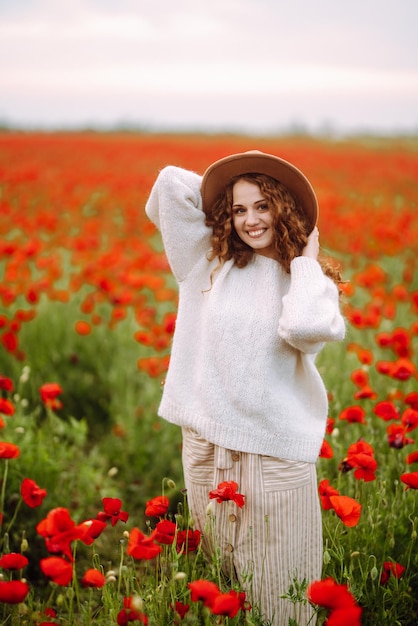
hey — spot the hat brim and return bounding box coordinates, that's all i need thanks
[201,151,318,233]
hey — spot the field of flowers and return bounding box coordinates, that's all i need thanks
[0,131,417,625]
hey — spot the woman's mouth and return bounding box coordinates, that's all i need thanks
[247,229,266,238]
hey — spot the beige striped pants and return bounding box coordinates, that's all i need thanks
[182,428,322,626]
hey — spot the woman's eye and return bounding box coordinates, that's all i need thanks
[233,208,245,215]
[258,204,268,211]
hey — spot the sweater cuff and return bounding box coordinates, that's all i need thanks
[290,256,324,280]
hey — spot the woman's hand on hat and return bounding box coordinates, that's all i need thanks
[302,226,320,260]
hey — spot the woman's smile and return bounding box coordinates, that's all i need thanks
[247,228,267,238]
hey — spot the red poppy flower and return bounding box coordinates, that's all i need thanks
[307,577,356,610]
[97,497,129,527]
[391,328,411,357]
[0,580,30,604]
[81,568,106,588]
[400,472,418,490]
[376,360,395,376]
[339,406,366,424]
[75,320,92,336]
[0,442,20,458]
[359,344,375,362]
[0,398,15,416]
[154,519,176,545]
[406,451,418,465]
[308,578,362,625]
[127,528,162,560]
[209,481,245,508]
[373,401,400,421]
[392,358,416,381]
[402,408,418,432]
[162,312,177,334]
[46,527,83,562]
[21,477,47,508]
[144,495,169,517]
[350,368,369,388]
[405,392,418,410]
[117,596,148,625]
[176,529,201,553]
[188,579,220,607]
[171,601,190,619]
[37,507,75,537]
[319,439,333,458]
[0,553,29,570]
[37,507,82,561]
[347,440,375,457]
[377,358,416,381]
[329,495,362,527]
[39,382,63,410]
[375,331,393,348]
[348,453,377,482]
[326,417,335,434]
[210,590,242,618]
[326,606,363,626]
[40,556,73,586]
[347,343,373,365]
[318,480,340,510]
[0,375,13,393]
[380,560,406,585]
[76,518,107,546]
[387,424,414,449]
[354,385,377,400]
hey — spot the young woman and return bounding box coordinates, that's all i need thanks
[145,150,345,625]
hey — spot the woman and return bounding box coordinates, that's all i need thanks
[145,150,345,625]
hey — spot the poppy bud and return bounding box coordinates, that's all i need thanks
[206,502,215,517]
[370,566,378,581]
[131,595,143,612]
[66,587,75,600]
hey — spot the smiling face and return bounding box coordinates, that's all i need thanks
[231,178,276,258]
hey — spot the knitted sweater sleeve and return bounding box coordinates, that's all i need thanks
[278,256,345,354]
[145,165,211,282]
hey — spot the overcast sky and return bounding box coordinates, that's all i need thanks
[1,0,418,134]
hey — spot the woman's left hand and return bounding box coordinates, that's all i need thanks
[302,226,320,260]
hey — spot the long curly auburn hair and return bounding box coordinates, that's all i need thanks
[203,173,342,286]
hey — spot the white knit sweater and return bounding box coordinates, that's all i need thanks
[145,165,346,463]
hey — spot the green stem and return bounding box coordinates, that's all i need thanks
[5,498,23,535]
[117,536,125,596]
[0,459,9,524]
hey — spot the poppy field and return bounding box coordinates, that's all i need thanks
[0,131,417,625]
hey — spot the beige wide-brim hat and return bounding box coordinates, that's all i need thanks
[201,150,318,233]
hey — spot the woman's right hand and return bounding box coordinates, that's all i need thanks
[302,227,320,260]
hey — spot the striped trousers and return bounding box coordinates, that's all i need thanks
[182,427,322,626]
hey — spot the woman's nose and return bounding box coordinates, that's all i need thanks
[245,209,259,225]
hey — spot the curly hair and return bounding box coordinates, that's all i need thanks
[204,173,342,286]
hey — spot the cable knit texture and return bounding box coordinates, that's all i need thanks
[145,166,346,462]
